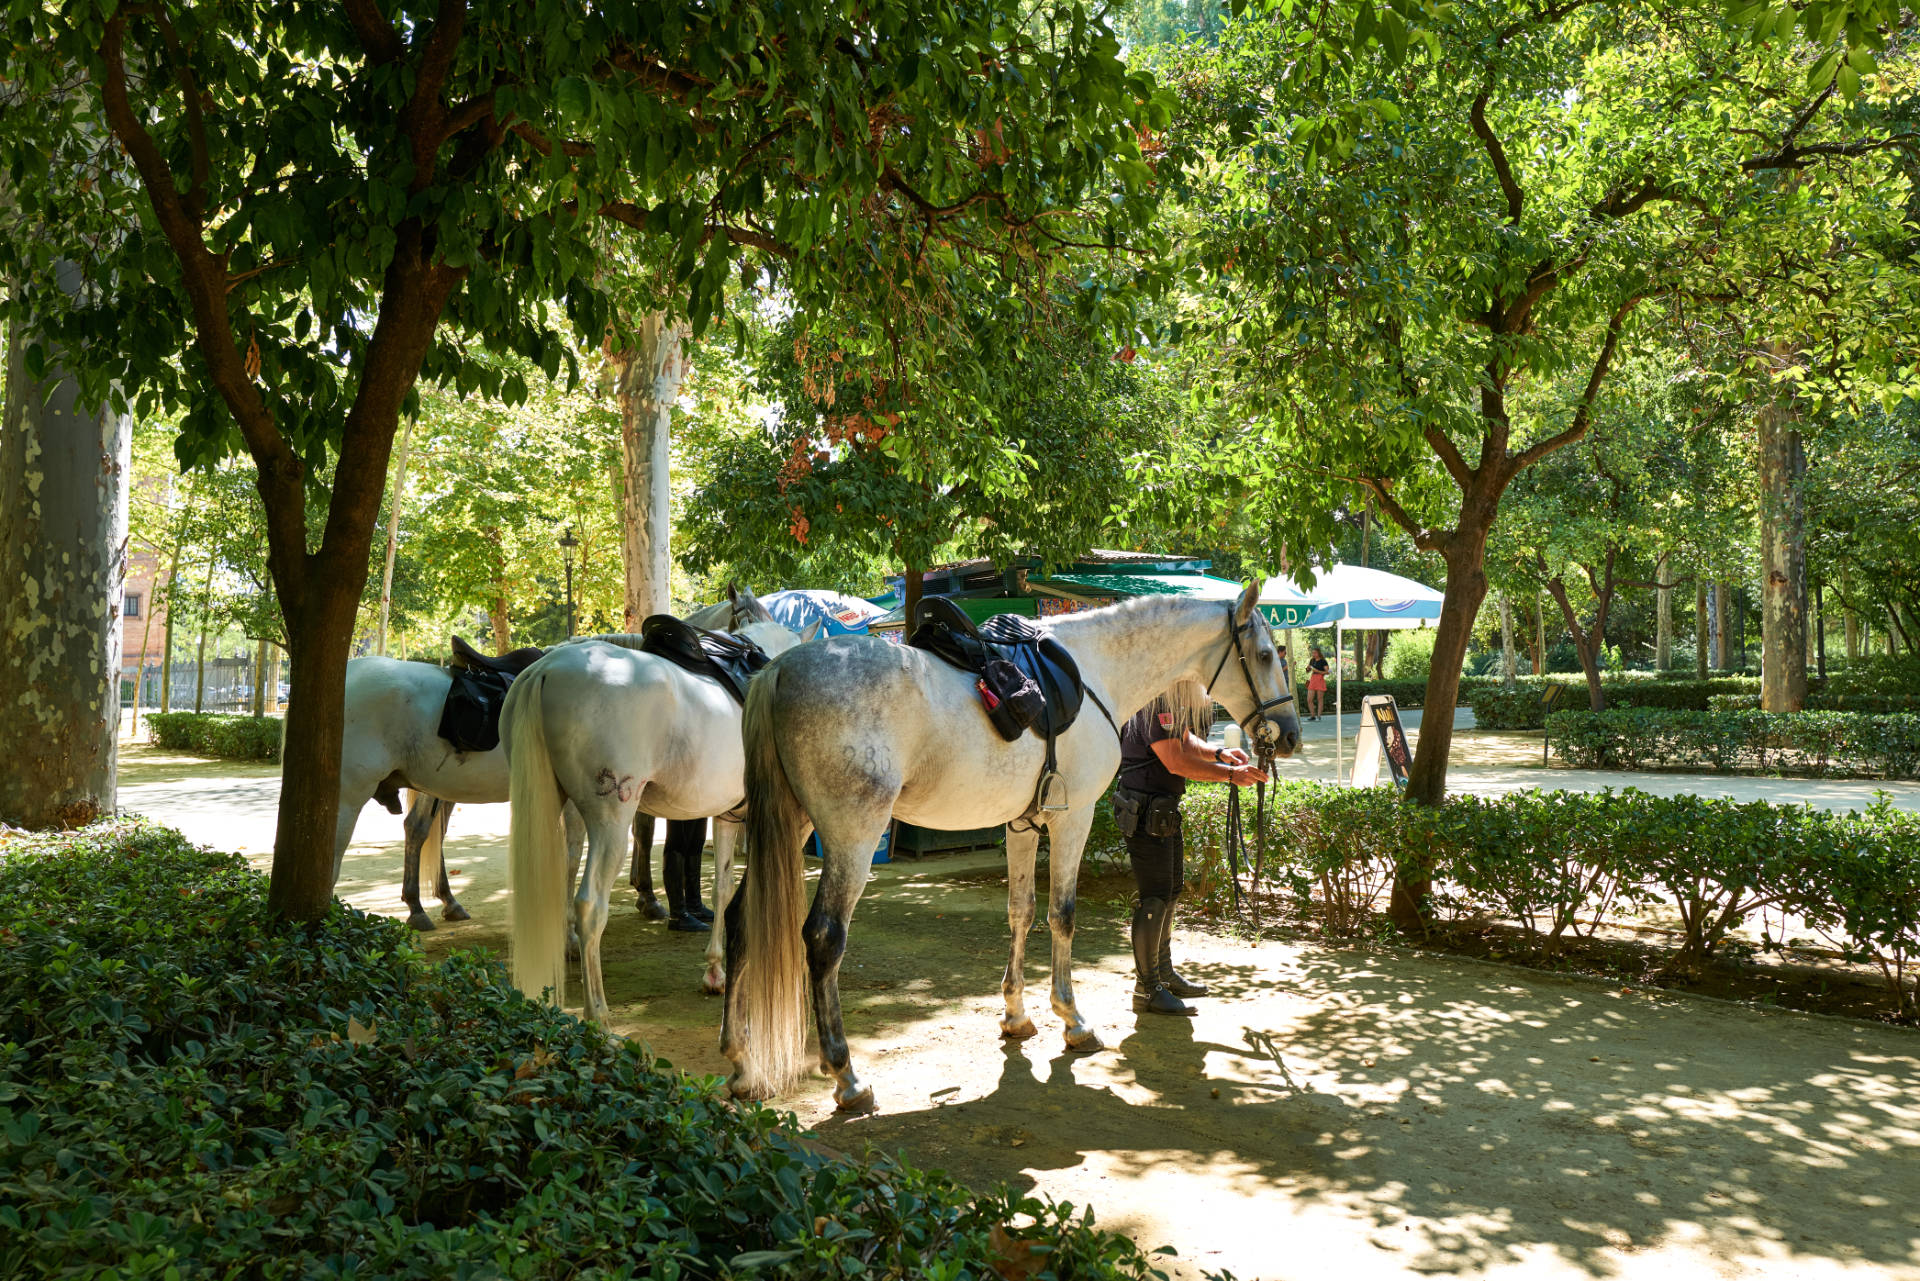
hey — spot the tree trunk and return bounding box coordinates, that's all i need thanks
[903,563,924,631]
[1544,575,1610,712]
[375,416,414,656]
[1391,523,1491,927]
[0,307,129,827]
[1711,583,1728,669]
[192,544,213,714]
[251,636,269,717]
[266,643,282,713]
[267,583,364,919]
[1694,580,1709,679]
[490,594,512,655]
[130,555,160,734]
[1354,627,1366,682]
[1499,593,1516,690]
[1535,588,1547,674]
[1655,551,1672,670]
[611,314,688,628]
[1757,371,1807,711]
[1845,605,1860,661]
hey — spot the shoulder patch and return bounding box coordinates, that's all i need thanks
[1157,712,1174,729]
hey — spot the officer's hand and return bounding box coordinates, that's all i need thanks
[1228,763,1270,786]
[1220,747,1251,767]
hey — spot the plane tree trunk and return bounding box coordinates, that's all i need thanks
[1757,358,1808,713]
[611,314,687,628]
[0,306,130,828]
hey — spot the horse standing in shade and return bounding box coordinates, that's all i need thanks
[503,609,814,1018]
[721,584,1301,1113]
[331,589,775,931]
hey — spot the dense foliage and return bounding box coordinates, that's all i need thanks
[1471,677,1765,729]
[1175,781,1920,1017]
[0,823,1177,1278]
[1546,708,1920,778]
[144,712,284,762]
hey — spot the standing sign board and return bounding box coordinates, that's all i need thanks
[1350,694,1414,790]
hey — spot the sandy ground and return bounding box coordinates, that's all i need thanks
[114,738,1920,1281]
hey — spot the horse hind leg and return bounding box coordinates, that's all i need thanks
[400,792,437,931]
[577,806,639,1026]
[805,824,884,1113]
[563,802,587,959]
[431,799,469,921]
[1000,823,1041,1040]
[1043,806,1103,1053]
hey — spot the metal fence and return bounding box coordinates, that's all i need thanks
[122,657,273,713]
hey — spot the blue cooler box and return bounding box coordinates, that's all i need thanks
[806,825,892,864]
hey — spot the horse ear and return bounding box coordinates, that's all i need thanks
[726,581,741,606]
[1236,581,1260,627]
[802,619,824,642]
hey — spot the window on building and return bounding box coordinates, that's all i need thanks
[123,594,142,619]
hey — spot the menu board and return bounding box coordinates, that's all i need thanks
[1350,694,1413,789]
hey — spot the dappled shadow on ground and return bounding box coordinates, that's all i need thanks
[798,866,1920,1280]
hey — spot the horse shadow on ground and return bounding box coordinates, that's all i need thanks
[810,869,1920,1280]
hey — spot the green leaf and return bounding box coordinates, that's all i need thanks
[554,76,591,125]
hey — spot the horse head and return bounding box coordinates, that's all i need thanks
[1209,582,1303,760]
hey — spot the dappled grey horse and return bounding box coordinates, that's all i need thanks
[722,583,1301,1113]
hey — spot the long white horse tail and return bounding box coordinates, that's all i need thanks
[731,664,810,1099]
[506,672,569,1007]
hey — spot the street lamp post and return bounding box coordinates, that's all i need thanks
[559,527,578,638]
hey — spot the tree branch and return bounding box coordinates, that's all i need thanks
[1507,292,1644,473]
[1424,424,1474,492]
[342,0,406,65]
[1470,84,1523,225]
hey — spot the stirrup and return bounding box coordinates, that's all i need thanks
[1036,769,1069,812]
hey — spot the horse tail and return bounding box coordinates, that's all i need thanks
[415,793,447,894]
[506,671,569,1007]
[731,663,810,1099]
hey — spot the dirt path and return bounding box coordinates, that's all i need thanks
[118,744,1920,1281]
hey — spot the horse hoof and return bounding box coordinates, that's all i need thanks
[834,1084,878,1115]
[727,1075,774,1102]
[1064,1027,1104,1054]
[638,898,669,921]
[701,967,727,996]
[1001,1017,1038,1040]
[442,902,471,923]
[406,911,435,932]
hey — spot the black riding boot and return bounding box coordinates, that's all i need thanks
[1157,892,1208,999]
[661,820,710,933]
[1133,898,1196,1016]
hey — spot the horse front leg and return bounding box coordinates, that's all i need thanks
[806,830,882,1113]
[1000,823,1041,1039]
[577,806,639,1026]
[1043,805,1103,1053]
[703,818,741,995]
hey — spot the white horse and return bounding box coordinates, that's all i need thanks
[721,585,1301,1112]
[330,589,777,928]
[503,609,814,1019]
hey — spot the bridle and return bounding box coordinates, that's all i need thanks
[1206,603,1295,758]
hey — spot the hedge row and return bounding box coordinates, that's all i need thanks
[145,711,282,761]
[1177,782,1920,1018]
[1545,708,1920,779]
[1469,678,1765,729]
[1708,692,1920,715]
[0,823,1168,1279]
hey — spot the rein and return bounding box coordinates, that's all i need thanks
[1207,603,1286,910]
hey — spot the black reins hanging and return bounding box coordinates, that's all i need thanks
[1210,603,1285,912]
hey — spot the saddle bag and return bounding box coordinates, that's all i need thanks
[979,657,1044,741]
[438,667,513,753]
[1144,794,1182,839]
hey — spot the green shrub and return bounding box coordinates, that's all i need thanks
[1380,629,1438,680]
[0,822,1173,1279]
[1180,783,1920,1015]
[1828,654,1920,698]
[145,712,283,761]
[1468,688,1553,730]
[1546,707,1920,779]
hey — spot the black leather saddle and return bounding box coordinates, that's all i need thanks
[450,635,547,677]
[908,598,1110,813]
[637,614,770,705]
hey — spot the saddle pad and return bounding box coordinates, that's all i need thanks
[438,666,514,754]
[636,614,771,704]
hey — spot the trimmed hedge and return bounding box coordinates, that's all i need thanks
[1470,678,1765,729]
[1710,692,1920,715]
[1178,782,1920,1017]
[0,822,1171,1279]
[146,711,282,761]
[1545,707,1920,779]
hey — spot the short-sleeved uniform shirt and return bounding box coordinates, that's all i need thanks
[1118,708,1186,797]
